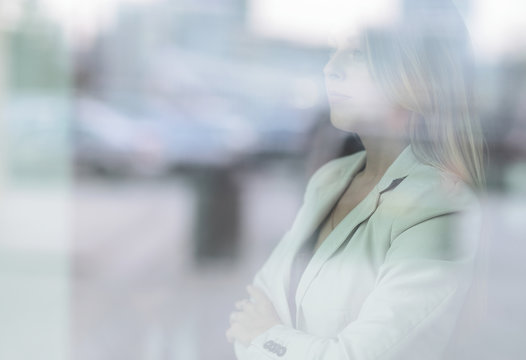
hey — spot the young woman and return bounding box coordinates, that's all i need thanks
[226,1,486,359]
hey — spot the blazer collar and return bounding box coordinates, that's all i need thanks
[292,144,420,327]
[314,144,419,200]
[376,144,420,192]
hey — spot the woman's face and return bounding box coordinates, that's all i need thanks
[323,32,395,135]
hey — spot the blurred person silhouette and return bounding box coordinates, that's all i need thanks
[226,0,487,359]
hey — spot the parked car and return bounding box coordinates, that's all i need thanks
[73,97,169,176]
[73,97,259,176]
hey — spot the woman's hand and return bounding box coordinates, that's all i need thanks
[225,285,282,347]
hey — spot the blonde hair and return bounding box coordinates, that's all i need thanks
[362,0,485,189]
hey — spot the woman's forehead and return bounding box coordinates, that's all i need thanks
[327,28,364,49]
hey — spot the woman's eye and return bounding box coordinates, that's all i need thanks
[327,48,364,62]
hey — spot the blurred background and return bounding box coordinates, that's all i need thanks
[0,0,525,359]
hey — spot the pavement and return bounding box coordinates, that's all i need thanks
[71,165,305,360]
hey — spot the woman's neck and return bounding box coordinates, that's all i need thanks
[356,136,409,182]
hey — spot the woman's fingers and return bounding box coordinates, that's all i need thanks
[229,311,241,324]
[246,285,267,304]
[225,327,234,343]
[226,322,251,347]
[235,299,251,310]
[225,322,241,343]
[227,288,282,347]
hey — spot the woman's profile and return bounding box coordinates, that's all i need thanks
[226,0,486,359]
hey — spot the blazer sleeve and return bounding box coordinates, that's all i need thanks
[233,229,291,360]
[233,158,339,359]
[236,186,482,360]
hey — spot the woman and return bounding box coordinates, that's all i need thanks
[226,1,486,359]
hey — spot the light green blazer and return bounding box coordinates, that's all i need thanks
[234,145,481,360]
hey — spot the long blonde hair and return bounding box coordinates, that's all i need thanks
[362,0,485,189]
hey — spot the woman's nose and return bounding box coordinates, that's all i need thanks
[323,59,345,81]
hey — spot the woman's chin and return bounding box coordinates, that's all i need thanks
[329,110,390,138]
[329,113,362,133]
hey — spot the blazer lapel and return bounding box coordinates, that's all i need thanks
[285,152,367,264]
[292,145,419,326]
[271,152,366,326]
[294,184,381,326]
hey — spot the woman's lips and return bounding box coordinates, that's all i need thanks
[327,92,352,103]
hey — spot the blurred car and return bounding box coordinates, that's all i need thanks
[73,98,169,176]
[73,97,259,176]
[148,48,324,161]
